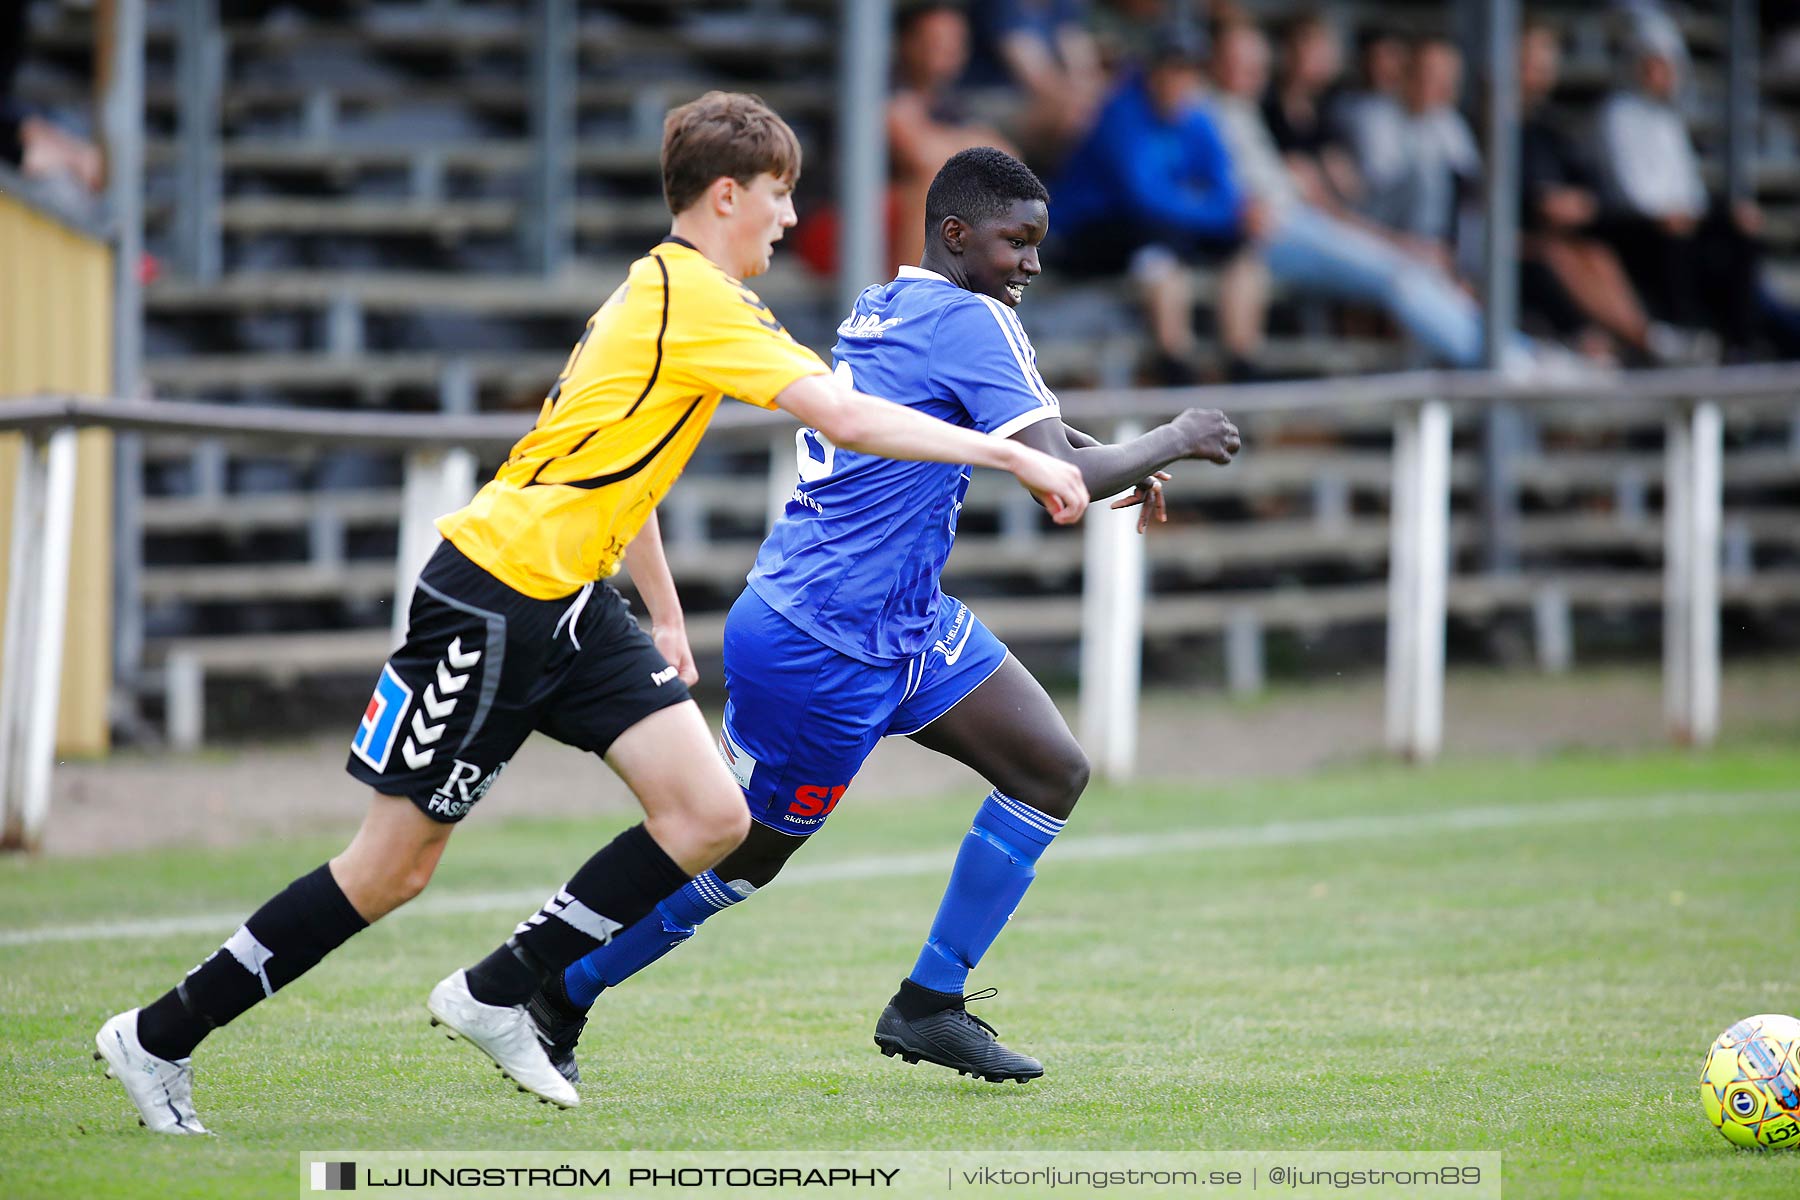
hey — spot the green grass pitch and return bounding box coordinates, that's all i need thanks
[3,742,1799,1199]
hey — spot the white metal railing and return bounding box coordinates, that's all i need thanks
[1,363,1796,850]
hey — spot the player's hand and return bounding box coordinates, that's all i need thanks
[1173,408,1240,465]
[1011,445,1089,525]
[652,620,699,686]
[1110,471,1171,534]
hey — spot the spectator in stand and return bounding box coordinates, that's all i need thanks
[1597,19,1800,359]
[1332,27,1409,219]
[1516,18,1707,365]
[1271,15,1460,277]
[1207,16,1555,373]
[974,0,1108,166]
[1052,27,1269,383]
[1771,5,1800,76]
[1262,10,1362,215]
[887,2,1020,272]
[1,0,103,207]
[1089,0,1172,76]
[1376,35,1481,259]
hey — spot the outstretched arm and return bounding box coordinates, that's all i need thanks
[1064,423,1171,532]
[1014,409,1239,504]
[773,373,1089,525]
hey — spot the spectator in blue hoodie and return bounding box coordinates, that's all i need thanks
[1053,29,1271,382]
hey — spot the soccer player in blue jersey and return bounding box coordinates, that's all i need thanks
[528,147,1240,1083]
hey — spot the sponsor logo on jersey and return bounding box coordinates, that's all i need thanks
[350,665,413,773]
[426,758,507,819]
[837,312,905,339]
[788,487,825,515]
[719,724,757,789]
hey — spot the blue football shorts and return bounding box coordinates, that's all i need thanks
[718,587,1008,837]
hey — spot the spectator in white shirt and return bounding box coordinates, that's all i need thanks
[1208,17,1545,371]
[1517,18,1704,365]
[1596,24,1776,355]
[1384,37,1481,254]
[1333,27,1409,213]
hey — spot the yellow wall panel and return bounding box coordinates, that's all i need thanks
[0,191,114,756]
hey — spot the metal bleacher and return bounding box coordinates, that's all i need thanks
[15,1,1800,740]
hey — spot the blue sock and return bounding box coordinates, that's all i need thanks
[561,870,752,1008]
[909,790,1065,996]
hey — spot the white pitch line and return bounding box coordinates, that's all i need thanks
[1,788,1793,949]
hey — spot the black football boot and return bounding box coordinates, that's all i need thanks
[524,986,588,1087]
[873,980,1043,1083]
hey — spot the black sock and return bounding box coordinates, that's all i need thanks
[465,824,689,1007]
[136,863,368,1061]
[893,977,964,1020]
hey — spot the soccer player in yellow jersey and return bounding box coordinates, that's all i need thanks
[94,92,1087,1129]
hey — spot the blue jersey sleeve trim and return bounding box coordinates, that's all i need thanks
[972,294,1060,411]
[927,293,1059,436]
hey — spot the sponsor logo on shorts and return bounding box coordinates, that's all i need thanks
[426,758,507,819]
[934,603,974,665]
[650,664,679,687]
[350,665,413,773]
[785,783,848,827]
[718,725,757,789]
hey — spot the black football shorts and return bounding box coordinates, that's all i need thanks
[344,540,692,822]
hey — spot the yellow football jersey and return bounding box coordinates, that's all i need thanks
[437,239,829,599]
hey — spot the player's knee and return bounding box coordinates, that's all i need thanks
[713,819,804,889]
[1048,747,1091,820]
[332,830,440,916]
[392,859,436,907]
[656,786,751,869]
[336,855,433,921]
[714,802,753,853]
[1062,749,1092,810]
[1014,743,1089,822]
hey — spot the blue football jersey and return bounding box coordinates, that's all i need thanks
[746,266,1061,664]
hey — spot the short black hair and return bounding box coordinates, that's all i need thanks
[924,147,1049,235]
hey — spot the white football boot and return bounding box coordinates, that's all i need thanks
[427,970,580,1108]
[93,1009,210,1135]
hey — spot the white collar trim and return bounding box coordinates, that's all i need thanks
[896,265,950,283]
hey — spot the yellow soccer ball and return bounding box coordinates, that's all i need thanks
[1700,1014,1800,1149]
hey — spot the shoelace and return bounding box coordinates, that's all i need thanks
[949,988,1001,1038]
